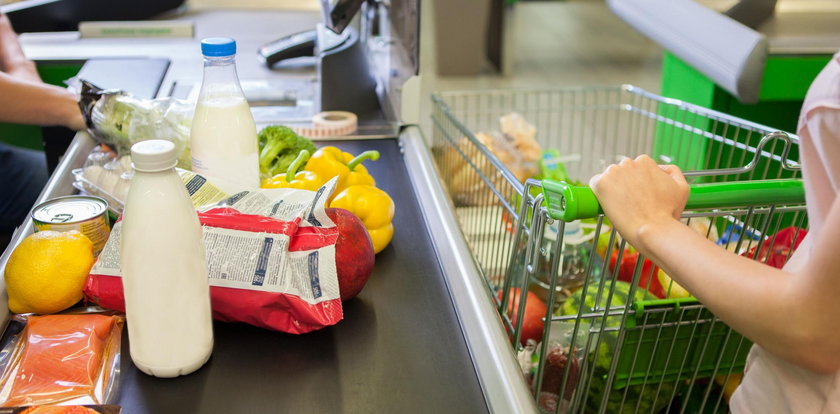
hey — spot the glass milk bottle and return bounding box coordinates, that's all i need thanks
[190,37,260,188]
[121,140,214,377]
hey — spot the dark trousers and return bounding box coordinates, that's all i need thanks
[0,142,48,249]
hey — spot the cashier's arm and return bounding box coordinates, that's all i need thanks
[0,12,84,130]
[591,155,840,375]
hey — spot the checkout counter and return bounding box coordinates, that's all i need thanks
[0,3,537,413]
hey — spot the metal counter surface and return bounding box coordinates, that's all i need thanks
[3,8,528,412]
[101,138,488,413]
[0,130,534,414]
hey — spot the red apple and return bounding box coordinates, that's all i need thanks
[327,208,375,301]
[498,288,547,346]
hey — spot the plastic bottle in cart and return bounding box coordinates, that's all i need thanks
[534,221,601,305]
[120,140,214,377]
[190,37,259,189]
[557,221,599,290]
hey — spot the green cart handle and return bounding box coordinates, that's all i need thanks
[543,179,805,222]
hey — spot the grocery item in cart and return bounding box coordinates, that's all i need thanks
[499,113,542,162]
[120,140,214,377]
[85,174,344,334]
[77,80,192,169]
[557,281,674,414]
[191,37,260,189]
[533,220,602,306]
[441,113,542,206]
[528,321,584,413]
[742,226,807,269]
[499,288,547,347]
[0,313,123,407]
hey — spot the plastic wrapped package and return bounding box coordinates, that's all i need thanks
[441,113,542,206]
[500,113,542,162]
[76,79,193,169]
[0,313,123,407]
[73,147,133,214]
[524,321,586,414]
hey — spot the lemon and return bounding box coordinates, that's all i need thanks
[657,268,691,299]
[5,230,95,314]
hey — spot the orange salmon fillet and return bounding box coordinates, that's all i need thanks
[3,315,117,407]
[19,406,99,414]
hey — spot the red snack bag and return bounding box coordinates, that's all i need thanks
[85,177,344,334]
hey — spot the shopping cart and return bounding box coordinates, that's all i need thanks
[430,85,807,414]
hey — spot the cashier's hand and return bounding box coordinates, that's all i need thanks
[589,155,689,248]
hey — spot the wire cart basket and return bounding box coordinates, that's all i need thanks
[430,85,807,413]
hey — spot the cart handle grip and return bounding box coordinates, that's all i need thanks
[542,179,804,222]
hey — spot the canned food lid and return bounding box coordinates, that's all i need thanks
[32,196,108,224]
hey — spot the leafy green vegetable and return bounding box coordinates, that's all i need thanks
[586,372,676,414]
[90,93,194,169]
[258,126,316,179]
[559,281,676,413]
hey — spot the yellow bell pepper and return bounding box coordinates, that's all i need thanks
[261,150,325,191]
[339,150,378,194]
[304,146,379,198]
[331,185,394,254]
[304,146,352,186]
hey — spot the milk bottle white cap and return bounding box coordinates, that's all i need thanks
[131,140,178,172]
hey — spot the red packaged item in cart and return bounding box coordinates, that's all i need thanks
[742,226,808,269]
[84,174,343,334]
[0,313,123,407]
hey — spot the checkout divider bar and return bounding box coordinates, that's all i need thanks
[400,126,538,414]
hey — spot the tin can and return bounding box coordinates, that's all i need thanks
[32,195,111,255]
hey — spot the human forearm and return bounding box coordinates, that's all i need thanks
[0,72,84,130]
[592,155,840,373]
[0,12,41,82]
[635,219,812,367]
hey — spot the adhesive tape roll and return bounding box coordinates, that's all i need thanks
[293,111,358,139]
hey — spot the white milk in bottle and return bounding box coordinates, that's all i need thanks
[190,37,260,189]
[121,140,214,377]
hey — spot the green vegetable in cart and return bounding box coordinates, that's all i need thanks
[558,281,674,413]
[559,280,653,369]
[258,126,317,179]
[585,373,676,414]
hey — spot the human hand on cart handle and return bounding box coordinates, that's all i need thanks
[589,154,689,249]
[590,154,840,375]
